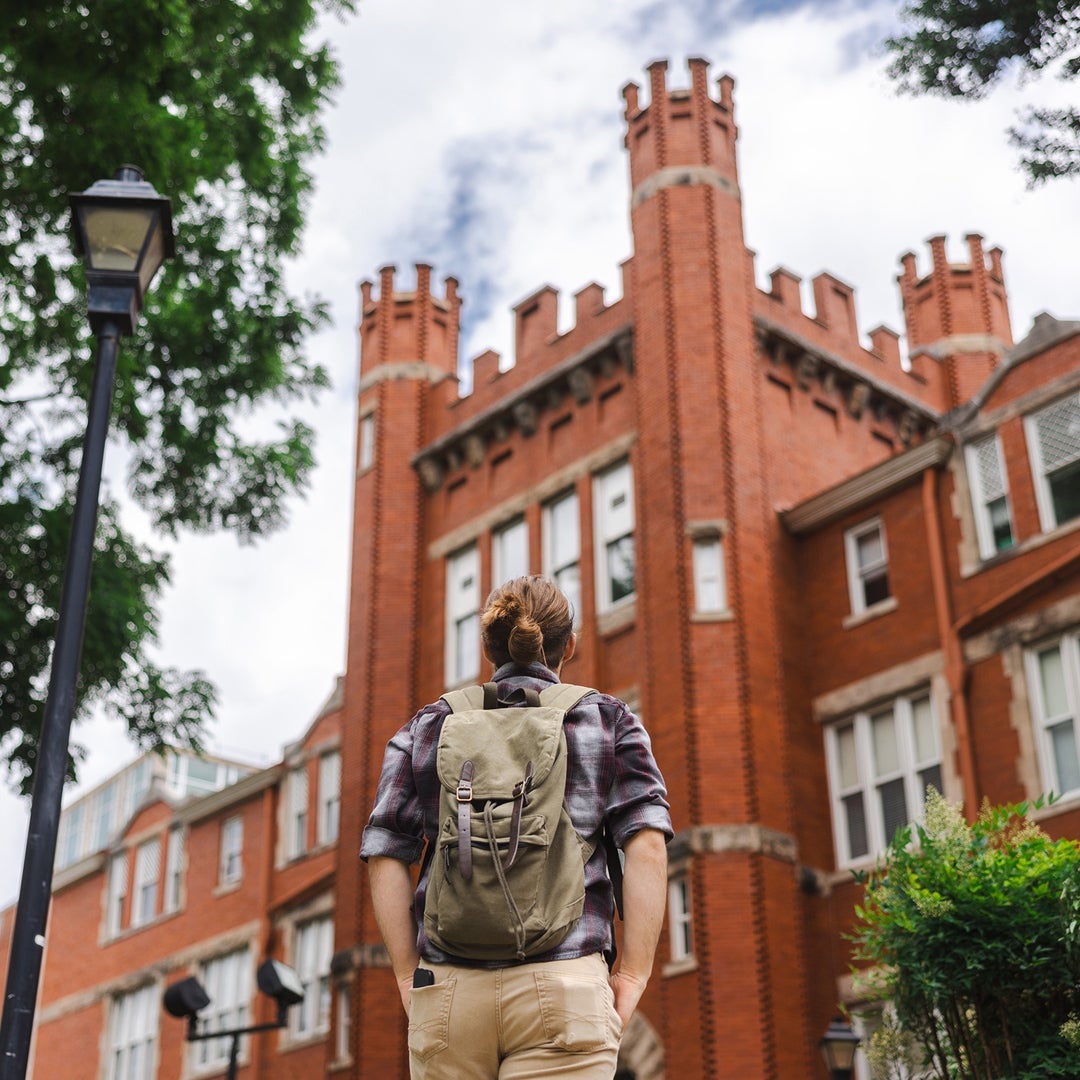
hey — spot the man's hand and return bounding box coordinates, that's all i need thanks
[396,971,413,1016]
[610,969,648,1028]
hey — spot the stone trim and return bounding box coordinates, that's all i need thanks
[631,164,739,208]
[963,592,1080,665]
[782,437,953,535]
[357,361,456,396]
[412,327,633,493]
[909,332,1009,362]
[755,314,940,437]
[812,651,944,722]
[666,823,798,864]
[175,764,283,826]
[427,433,638,559]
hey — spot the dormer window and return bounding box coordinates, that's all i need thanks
[1026,391,1080,532]
[966,433,1014,557]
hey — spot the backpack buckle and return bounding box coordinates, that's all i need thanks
[457,760,474,802]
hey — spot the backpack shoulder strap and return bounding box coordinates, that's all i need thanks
[440,683,493,713]
[538,683,596,713]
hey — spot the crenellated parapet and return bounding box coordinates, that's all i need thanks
[357,264,461,392]
[755,257,941,442]
[622,57,739,206]
[898,234,1013,409]
[413,323,633,493]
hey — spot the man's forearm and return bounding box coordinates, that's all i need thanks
[367,856,421,994]
[612,827,668,1024]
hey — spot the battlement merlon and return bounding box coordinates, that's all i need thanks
[357,263,462,388]
[622,58,739,196]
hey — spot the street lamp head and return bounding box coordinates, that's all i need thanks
[256,959,305,1009]
[162,976,211,1020]
[69,165,175,334]
[819,1015,860,1078]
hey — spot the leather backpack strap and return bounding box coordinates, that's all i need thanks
[538,683,596,712]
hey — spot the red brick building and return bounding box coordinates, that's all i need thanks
[4,57,1079,1079]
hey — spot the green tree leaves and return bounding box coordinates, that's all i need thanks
[0,0,354,790]
[883,0,1080,183]
[852,791,1080,1078]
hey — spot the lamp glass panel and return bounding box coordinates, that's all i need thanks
[82,206,155,272]
[137,216,167,292]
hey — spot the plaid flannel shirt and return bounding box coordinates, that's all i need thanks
[360,662,672,967]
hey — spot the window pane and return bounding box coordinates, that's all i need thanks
[554,563,581,625]
[843,793,869,860]
[988,496,1014,550]
[455,613,479,681]
[1048,458,1080,527]
[870,709,899,776]
[493,518,528,585]
[693,537,724,612]
[836,724,858,788]
[1050,721,1080,795]
[548,493,579,567]
[911,696,936,763]
[918,764,943,801]
[862,570,890,608]
[878,778,908,843]
[1038,646,1068,718]
[856,528,884,571]
[607,535,635,603]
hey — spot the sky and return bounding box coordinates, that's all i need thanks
[2,0,1078,907]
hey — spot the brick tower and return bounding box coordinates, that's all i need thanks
[337,265,460,1076]
[898,233,1013,410]
[623,59,813,1076]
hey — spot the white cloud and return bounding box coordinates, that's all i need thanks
[2,0,1077,907]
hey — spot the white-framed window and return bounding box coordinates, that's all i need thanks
[334,982,352,1063]
[826,691,942,866]
[219,815,243,886]
[966,433,1015,557]
[492,517,529,587]
[446,543,480,685]
[358,411,376,473]
[543,490,581,627]
[107,982,158,1080]
[290,915,334,1039]
[132,838,159,927]
[92,782,118,852]
[164,828,184,914]
[668,874,693,963]
[844,518,891,615]
[593,459,635,612]
[194,948,252,1071]
[317,752,341,846]
[1025,391,1080,532]
[1027,633,1080,799]
[107,850,128,936]
[692,535,726,614]
[287,766,309,859]
[165,753,242,799]
[59,802,85,869]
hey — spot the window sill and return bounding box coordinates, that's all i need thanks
[691,609,734,623]
[103,908,178,945]
[280,1029,329,1053]
[597,600,636,637]
[213,879,242,898]
[842,595,897,630]
[662,956,698,978]
[329,1058,355,1074]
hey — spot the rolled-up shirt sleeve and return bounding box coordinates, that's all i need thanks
[360,717,427,864]
[605,702,673,849]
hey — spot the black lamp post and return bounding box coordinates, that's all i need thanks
[819,1015,861,1079]
[0,166,173,1080]
[163,960,305,1080]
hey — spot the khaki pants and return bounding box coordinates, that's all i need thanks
[408,953,622,1079]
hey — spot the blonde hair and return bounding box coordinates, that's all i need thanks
[480,576,573,670]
